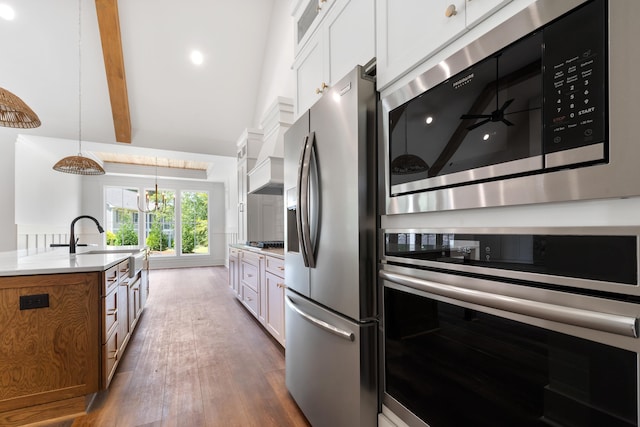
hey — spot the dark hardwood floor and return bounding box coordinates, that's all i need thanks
[51,266,310,427]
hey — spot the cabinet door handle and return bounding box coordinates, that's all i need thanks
[247,273,253,278]
[445,4,457,17]
[316,0,326,12]
[245,296,252,301]
[278,266,285,271]
[315,82,328,94]
[277,283,287,289]
[107,308,117,315]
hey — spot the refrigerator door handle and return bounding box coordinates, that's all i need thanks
[298,132,316,268]
[286,295,355,342]
[296,134,310,267]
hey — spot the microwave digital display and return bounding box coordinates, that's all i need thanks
[388,0,606,192]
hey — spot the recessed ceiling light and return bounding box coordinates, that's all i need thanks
[0,4,15,21]
[190,50,204,66]
[425,116,434,125]
[483,133,490,141]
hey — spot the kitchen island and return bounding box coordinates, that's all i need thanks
[0,246,148,426]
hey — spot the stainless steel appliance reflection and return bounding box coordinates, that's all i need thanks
[381,0,640,214]
[283,64,378,427]
[380,226,640,427]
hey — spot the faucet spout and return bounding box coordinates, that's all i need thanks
[70,215,105,254]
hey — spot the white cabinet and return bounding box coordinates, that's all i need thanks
[265,256,286,347]
[228,246,286,347]
[228,247,241,299]
[293,0,375,116]
[293,0,336,55]
[240,250,263,318]
[465,0,513,28]
[376,0,515,89]
[295,36,325,117]
[376,0,466,89]
[236,129,262,244]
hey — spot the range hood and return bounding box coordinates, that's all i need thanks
[248,97,293,195]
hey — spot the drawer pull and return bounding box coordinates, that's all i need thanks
[107,309,117,315]
[107,277,117,282]
[247,273,253,278]
[278,266,285,271]
[108,350,118,360]
[245,296,252,301]
[276,283,286,289]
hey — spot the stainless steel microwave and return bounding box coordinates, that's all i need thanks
[381,0,640,215]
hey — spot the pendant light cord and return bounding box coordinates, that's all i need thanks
[78,0,83,156]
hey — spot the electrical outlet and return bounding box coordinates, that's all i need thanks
[20,294,50,310]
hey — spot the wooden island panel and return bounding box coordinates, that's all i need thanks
[0,272,101,425]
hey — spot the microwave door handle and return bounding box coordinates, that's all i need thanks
[299,132,316,268]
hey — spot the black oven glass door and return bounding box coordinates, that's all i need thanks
[384,286,638,427]
[389,31,544,189]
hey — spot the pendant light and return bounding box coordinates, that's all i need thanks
[137,157,166,213]
[0,87,41,128]
[53,0,105,176]
[390,111,428,175]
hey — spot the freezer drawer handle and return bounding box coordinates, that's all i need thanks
[285,296,355,342]
[380,270,639,338]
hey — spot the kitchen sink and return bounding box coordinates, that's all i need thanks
[76,248,144,255]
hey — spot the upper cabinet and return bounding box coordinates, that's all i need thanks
[465,0,513,27]
[293,0,375,116]
[376,0,514,89]
[293,0,336,55]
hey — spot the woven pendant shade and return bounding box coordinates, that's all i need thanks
[0,87,41,128]
[52,0,105,176]
[53,154,105,175]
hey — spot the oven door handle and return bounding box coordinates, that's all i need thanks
[380,270,639,338]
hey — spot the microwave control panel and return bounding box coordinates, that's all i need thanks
[543,0,606,155]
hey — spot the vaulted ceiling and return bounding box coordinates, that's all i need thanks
[0,0,279,167]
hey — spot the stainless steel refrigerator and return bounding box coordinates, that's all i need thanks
[283,64,378,427]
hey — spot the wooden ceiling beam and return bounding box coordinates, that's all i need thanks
[95,0,131,143]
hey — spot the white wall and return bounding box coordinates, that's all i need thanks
[252,0,295,126]
[14,135,82,249]
[0,133,17,251]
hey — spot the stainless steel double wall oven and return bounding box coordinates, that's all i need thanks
[380,226,640,427]
[378,0,640,426]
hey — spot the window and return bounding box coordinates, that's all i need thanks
[144,189,175,256]
[181,191,209,254]
[105,187,139,246]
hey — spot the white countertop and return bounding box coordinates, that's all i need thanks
[0,246,146,277]
[229,243,284,259]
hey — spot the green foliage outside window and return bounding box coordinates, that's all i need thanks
[115,218,139,245]
[181,191,208,254]
[146,217,170,251]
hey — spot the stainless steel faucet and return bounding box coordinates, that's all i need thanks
[70,215,104,254]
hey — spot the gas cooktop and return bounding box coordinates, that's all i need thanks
[247,241,284,249]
